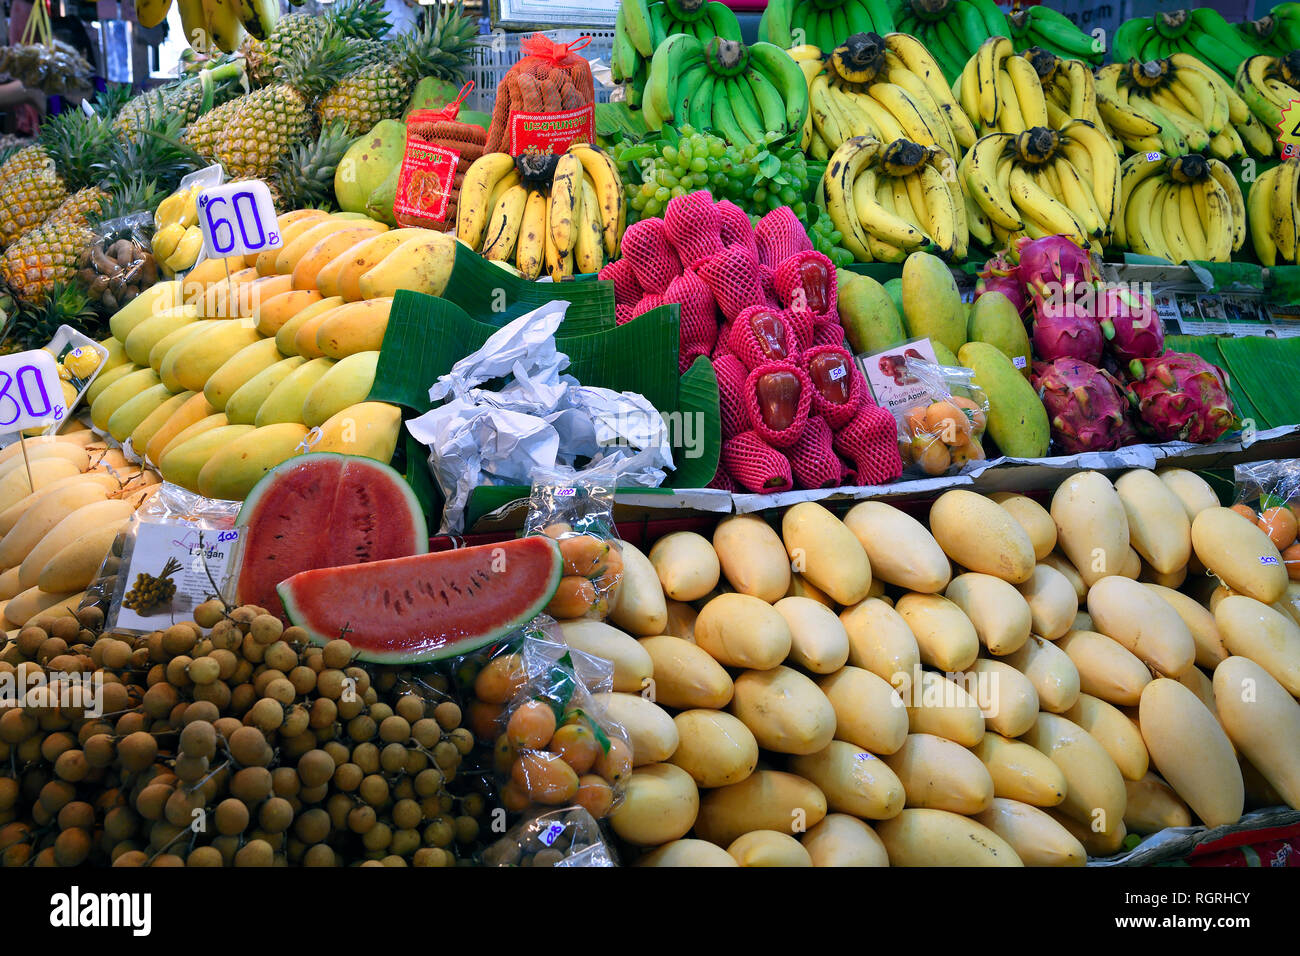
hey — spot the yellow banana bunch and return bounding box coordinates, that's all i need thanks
[1234,53,1300,160]
[1116,152,1241,263]
[1096,58,1244,161]
[1246,158,1300,267]
[1020,48,1119,149]
[804,33,971,163]
[457,145,625,281]
[956,38,1058,137]
[961,125,1112,251]
[820,136,968,263]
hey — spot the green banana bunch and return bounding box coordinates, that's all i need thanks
[1112,9,1262,84]
[1235,52,1300,157]
[1006,5,1103,66]
[1272,2,1300,51]
[758,0,896,52]
[893,0,1009,85]
[642,35,809,148]
[616,1,742,91]
[1238,15,1294,58]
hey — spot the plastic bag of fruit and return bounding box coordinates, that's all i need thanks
[79,212,159,314]
[525,465,624,622]
[480,806,616,866]
[895,358,990,477]
[485,34,596,156]
[1232,460,1300,581]
[490,626,632,824]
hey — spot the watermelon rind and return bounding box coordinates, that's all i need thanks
[276,536,564,664]
[235,452,429,618]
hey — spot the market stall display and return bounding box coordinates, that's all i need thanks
[1,0,1300,871]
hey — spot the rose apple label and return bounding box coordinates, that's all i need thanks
[861,337,941,420]
[510,104,594,156]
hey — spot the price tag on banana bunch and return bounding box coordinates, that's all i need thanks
[0,348,68,439]
[196,180,281,259]
[1278,100,1300,160]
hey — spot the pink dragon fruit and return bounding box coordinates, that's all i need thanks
[1014,234,1099,311]
[1099,285,1164,362]
[1032,358,1138,453]
[977,252,1027,315]
[1032,304,1104,364]
[1125,351,1236,443]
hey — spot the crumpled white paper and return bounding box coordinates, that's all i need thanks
[407,301,675,532]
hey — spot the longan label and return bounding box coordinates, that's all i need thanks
[394,138,459,225]
[509,104,594,157]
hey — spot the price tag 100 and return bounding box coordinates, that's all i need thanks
[0,349,66,434]
[197,181,282,258]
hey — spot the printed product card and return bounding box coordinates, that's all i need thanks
[509,104,594,156]
[861,337,940,421]
[395,137,460,225]
[110,518,240,632]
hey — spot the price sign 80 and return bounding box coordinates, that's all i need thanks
[197,181,282,258]
[0,349,65,433]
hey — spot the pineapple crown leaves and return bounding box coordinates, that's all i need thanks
[273,23,366,102]
[92,82,136,120]
[36,109,119,189]
[97,112,204,200]
[274,120,357,211]
[327,0,394,41]
[392,4,480,82]
[6,281,101,350]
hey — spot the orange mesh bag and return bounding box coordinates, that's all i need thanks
[396,83,488,232]
[486,34,596,156]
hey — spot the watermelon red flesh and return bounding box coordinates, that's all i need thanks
[236,453,428,622]
[277,536,563,663]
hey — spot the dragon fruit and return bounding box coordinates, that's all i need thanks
[1099,285,1164,362]
[1032,358,1138,453]
[1032,304,1104,364]
[1014,234,1099,311]
[1125,351,1235,444]
[977,252,1027,315]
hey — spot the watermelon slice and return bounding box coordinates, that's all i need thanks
[277,537,563,663]
[236,453,428,622]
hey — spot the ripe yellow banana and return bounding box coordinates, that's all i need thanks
[965,132,1022,230]
[825,137,883,261]
[481,185,529,262]
[995,70,1027,134]
[567,143,624,258]
[514,190,547,281]
[851,168,927,248]
[1006,56,1048,130]
[457,153,518,251]
[1270,159,1300,263]
[548,153,583,261]
[1009,164,1088,247]
[917,161,958,256]
[1204,158,1246,252]
[1179,182,1209,261]
[1050,155,1104,238]
[574,180,605,275]
[1248,165,1281,265]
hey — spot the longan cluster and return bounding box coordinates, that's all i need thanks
[0,601,491,867]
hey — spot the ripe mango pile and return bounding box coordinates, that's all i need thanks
[0,433,159,631]
[509,472,1300,866]
[87,209,459,501]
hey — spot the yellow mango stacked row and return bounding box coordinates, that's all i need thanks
[85,209,460,502]
[520,470,1300,866]
[0,430,161,634]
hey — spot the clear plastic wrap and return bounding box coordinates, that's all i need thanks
[490,625,632,824]
[480,806,616,866]
[1233,460,1300,580]
[525,466,624,622]
[89,484,242,634]
[79,212,159,313]
[894,357,990,477]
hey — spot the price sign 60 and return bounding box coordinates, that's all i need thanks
[197,181,282,258]
[0,349,65,433]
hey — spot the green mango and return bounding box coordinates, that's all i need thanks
[931,341,960,367]
[901,251,966,355]
[404,77,463,116]
[838,273,906,355]
[883,277,904,320]
[334,119,406,215]
[366,163,400,226]
[968,291,1031,379]
[957,342,1049,459]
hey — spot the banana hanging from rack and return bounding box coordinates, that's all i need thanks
[137,0,175,29]
[196,0,247,54]
[231,0,279,40]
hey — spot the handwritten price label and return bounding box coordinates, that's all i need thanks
[0,349,65,433]
[197,181,281,258]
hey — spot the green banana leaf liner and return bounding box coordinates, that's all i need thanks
[1186,260,1264,291]
[844,262,905,283]
[369,292,720,526]
[439,243,616,331]
[1165,333,1266,429]
[1214,334,1300,430]
[1265,265,1300,306]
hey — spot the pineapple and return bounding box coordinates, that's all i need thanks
[113,61,246,138]
[184,31,359,182]
[0,143,54,181]
[316,4,478,135]
[246,0,392,87]
[0,109,117,250]
[274,121,357,211]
